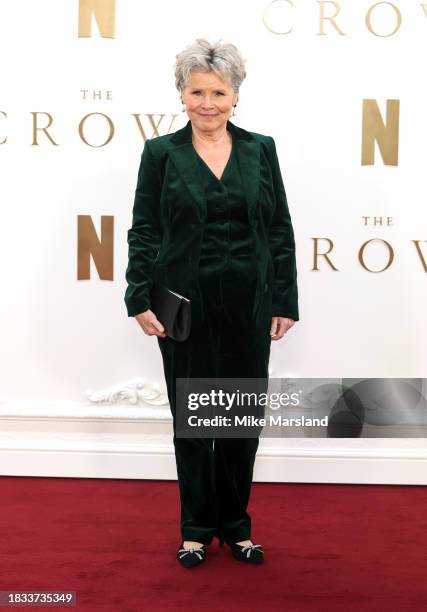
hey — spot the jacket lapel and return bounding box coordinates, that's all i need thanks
[167,119,260,224]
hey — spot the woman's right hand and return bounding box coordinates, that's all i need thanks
[135,309,167,338]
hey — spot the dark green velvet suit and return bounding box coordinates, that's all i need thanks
[124,119,299,545]
[124,119,299,326]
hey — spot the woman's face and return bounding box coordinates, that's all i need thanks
[182,70,238,132]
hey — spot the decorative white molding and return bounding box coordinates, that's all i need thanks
[85,378,169,407]
[82,368,288,408]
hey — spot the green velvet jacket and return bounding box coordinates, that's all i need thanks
[124,119,299,330]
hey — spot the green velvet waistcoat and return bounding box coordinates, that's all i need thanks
[195,129,254,269]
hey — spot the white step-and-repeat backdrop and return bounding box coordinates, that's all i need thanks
[1,1,426,481]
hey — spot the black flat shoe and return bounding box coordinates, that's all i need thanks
[177,543,207,568]
[225,540,264,564]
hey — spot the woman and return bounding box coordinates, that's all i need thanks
[124,38,299,568]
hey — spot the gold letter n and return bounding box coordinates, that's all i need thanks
[78,0,115,38]
[361,99,399,166]
[78,215,114,280]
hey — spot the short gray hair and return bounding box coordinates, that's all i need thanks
[174,38,247,94]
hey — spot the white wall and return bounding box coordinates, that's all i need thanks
[1,1,426,482]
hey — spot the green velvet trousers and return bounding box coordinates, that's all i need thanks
[157,261,272,545]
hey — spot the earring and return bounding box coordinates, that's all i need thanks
[181,100,186,112]
[230,104,236,117]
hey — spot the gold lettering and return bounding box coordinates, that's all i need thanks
[31,112,59,146]
[358,239,394,271]
[78,0,115,38]
[318,1,345,36]
[262,0,293,35]
[312,238,339,271]
[361,99,399,165]
[366,2,402,37]
[412,240,427,272]
[77,215,114,280]
[132,113,179,139]
[79,113,114,147]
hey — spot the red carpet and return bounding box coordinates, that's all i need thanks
[1,476,426,611]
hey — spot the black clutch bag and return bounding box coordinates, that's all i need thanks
[150,282,191,342]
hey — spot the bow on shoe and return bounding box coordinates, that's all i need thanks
[241,544,264,558]
[178,547,205,560]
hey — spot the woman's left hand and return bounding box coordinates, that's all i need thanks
[270,316,295,340]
